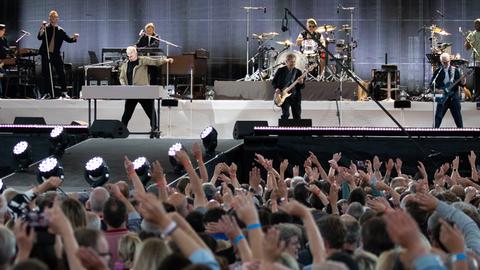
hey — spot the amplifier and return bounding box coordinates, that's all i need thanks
[85,66,113,86]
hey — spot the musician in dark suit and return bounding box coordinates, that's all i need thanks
[136,23,162,85]
[37,10,79,99]
[272,53,305,119]
[431,53,464,128]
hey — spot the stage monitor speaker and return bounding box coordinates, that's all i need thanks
[89,120,129,138]
[233,121,268,140]
[394,100,411,108]
[13,117,46,125]
[278,119,312,127]
[86,66,112,86]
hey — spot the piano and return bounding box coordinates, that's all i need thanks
[82,85,169,133]
[101,47,165,62]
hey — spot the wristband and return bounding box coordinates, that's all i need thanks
[246,223,261,231]
[161,221,177,238]
[233,234,245,245]
[450,253,467,262]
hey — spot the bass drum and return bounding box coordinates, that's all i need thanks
[273,50,308,76]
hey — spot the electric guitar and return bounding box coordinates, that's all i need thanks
[434,68,473,104]
[274,63,317,107]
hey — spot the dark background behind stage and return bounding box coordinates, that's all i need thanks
[1,0,479,90]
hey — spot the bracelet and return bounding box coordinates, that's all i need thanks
[161,221,177,238]
[233,234,245,245]
[450,253,467,262]
[246,223,261,231]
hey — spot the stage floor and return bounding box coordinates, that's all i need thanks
[0,99,479,139]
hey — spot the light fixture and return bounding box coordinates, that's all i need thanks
[168,143,185,175]
[49,126,68,157]
[133,156,151,185]
[200,126,218,158]
[84,157,110,187]
[36,157,64,184]
[12,141,32,171]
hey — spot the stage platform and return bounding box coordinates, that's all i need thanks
[0,99,479,139]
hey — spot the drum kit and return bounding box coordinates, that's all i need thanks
[425,24,469,69]
[247,24,357,82]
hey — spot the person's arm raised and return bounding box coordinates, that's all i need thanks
[151,160,168,202]
[193,142,209,183]
[232,194,263,261]
[309,151,328,181]
[280,201,326,264]
[124,156,145,196]
[468,151,478,182]
[176,150,208,208]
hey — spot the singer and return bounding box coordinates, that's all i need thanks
[136,22,162,85]
[119,46,173,138]
[37,10,79,99]
[431,53,464,128]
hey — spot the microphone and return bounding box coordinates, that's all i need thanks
[138,29,145,36]
[337,4,340,13]
[264,7,266,13]
[281,10,288,32]
[436,9,444,17]
[42,21,47,25]
[21,30,31,36]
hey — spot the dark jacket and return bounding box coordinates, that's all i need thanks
[0,37,8,59]
[37,25,76,55]
[431,65,462,99]
[272,66,305,100]
[136,34,160,48]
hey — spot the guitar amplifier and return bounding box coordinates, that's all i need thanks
[85,66,113,86]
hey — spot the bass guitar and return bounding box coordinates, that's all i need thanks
[274,63,317,107]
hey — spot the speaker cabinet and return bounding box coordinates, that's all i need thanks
[89,120,129,138]
[232,121,268,139]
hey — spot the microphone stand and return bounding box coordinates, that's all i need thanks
[242,7,266,80]
[431,68,442,128]
[147,34,181,90]
[42,24,55,98]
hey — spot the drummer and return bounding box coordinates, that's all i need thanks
[295,18,324,52]
[465,18,480,63]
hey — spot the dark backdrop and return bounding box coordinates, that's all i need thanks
[2,0,480,89]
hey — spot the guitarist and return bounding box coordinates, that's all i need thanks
[272,53,305,119]
[431,53,464,128]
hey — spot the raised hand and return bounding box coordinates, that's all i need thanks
[452,156,460,171]
[232,194,259,225]
[384,209,426,256]
[263,228,286,263]
[292,165,300,177]
[413,192,438,212]
[228,162,238,178]
[136,192,169,228]
[332,152,342,162]
[417,161,427,180]
[248,166,261,189]
[385,158,394,172]
[279,200,309,218]
[192,142,203,162]
[44,201,73,236]
[254,153,267,167]
[394,158,403,173]
[279,159,289,175]
[439,219,465,253]
[373,156,382,171]
[468,150,476,166]
[124,155,135,176]
[308,151,320,165]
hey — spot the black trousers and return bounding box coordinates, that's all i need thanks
[435,97,463,128]
[281,97,302,119]
[148,66,159,85]
[121,99,157,130]
[40,52,66,97]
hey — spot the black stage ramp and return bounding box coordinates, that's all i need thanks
[3,138,241,192]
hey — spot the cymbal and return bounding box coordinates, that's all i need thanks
[316,24,336,33]
[338,24,351,32]
[437,42,452,49]
[437,30,451,36]
[252,32,279,40]
[275,40,293,46]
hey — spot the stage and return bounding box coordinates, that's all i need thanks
[0,98,479,139]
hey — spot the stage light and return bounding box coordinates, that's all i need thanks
[12,141,32,171]
[133,156,151,185]
[49,126,68,157]
[36,157,65,184]
[168,143,185,175]
[200,126,218,158]
[84,157,110,187]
